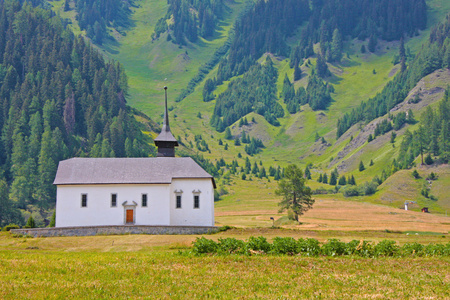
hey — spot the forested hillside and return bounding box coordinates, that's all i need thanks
[0,1,151,226]
[204,0,428,135]
[72,0,133,44]
[337,15,450,138]
[153,0,226,44]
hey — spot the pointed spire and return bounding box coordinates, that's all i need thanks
[154,86,178,157]
[162,86,170,133]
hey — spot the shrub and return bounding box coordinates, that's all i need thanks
[346,240,374,257]
[298,238,321,256]
[424,243,446,256]
[428,172,437,180]
[343,186,359,197]
[247,236,272,253]
[272,237,299,255]
[424,153,434,165]
[374,240,399,257]
[24,216,36,228]
[217,225,234,233]
[191,237,450,257]
[321,239,347,256]
[192,237,218,254]
[3,224,20,231]
[359,181,378,195]
[412,169,420,179]
[49,212,56,227]
[217,238,246,254]
[402,242,424,256]
[312,187,329,194]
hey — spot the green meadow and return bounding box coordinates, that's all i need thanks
[1,230,450,299]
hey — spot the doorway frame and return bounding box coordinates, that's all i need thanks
[122,201,137,225]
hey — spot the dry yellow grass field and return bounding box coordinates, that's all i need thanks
[216,197,450,232]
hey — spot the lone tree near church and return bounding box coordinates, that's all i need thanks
[276,164,314,222]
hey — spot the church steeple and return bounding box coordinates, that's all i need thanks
[154,86,179,157]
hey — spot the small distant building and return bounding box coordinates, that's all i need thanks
[53,87,216,228]
[421,207,429,213]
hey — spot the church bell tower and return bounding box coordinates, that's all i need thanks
[154,86,179,157]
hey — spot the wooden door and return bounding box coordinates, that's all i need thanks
[126,209,134,223]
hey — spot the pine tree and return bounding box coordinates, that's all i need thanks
[360,45,366,53]
[316,54,329,78]
[234,136,241,146]
[330,29,343,62]
[329,171,337,185]
[49,211,56,227]
[294,60,302,81]
[125,137,134,157]
[224,127,232,140]
[252,162,259,175]
[276,164,314,222]
[390,132,397,144]
[359,160,365,171]
[260,167,267,178]
[25,215,36,228]
[36,127,57,209]
[368,35,377,53]
[304,166,311,179]
[338,175,347,185]
[0,179,15,227]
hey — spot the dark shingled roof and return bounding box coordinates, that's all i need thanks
[53,157,215,187]
[154,129,178,143]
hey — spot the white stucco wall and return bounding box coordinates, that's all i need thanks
[55,179,215,227]
[55,184,171,227]
[170,178,215,226]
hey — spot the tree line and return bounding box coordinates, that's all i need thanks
[215,0,310,84]
[291,0,426,66]
[71,0,133,45]
[397,90,450,169]
[0,1,151,227]
[153,0,225,44]
[210,57,283,130]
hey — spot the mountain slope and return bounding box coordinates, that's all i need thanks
[53,0,450,212]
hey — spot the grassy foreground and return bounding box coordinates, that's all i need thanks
[1,250,449,299]
[1,230,450,299]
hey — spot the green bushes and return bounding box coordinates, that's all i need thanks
[374,240,399,257]
[321,239,347,256]
[272,237,298,255]
[191,237,450,257]
[2,224,19,231]
[192,237,218,254]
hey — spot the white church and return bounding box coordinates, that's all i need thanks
[53,87,216,228]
